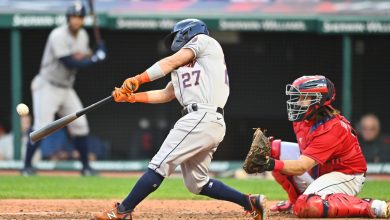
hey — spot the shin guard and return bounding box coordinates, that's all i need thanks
[272,171,300,203]
[293,193,374,218]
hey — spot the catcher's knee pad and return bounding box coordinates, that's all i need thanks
[272,171,300,203]
[271,139,281,159]
[294,193,374,218]
[293,194,324,217]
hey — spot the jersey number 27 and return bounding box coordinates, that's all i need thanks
[182,70,201,88]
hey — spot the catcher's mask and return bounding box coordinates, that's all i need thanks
[164,18,209,52]
[286,75,335,122]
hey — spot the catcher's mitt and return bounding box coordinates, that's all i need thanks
[243,128,272,174]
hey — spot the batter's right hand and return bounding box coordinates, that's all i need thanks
[121,77,140,93]
[112,87,136,103]
[91,49,106,63]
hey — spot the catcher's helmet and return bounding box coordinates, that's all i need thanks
[66,1,86,18]
[165,18,209,52]
[286,75,335,122]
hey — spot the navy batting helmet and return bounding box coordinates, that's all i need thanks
[66,1,86,18]
[165,18,209,52]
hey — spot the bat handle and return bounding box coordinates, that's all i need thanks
[76,95,112,117]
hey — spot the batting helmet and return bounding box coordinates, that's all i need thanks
[66,1,86,18]
[286,75,336,122]
[165,18,209,52]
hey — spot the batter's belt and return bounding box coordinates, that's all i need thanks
[39,74,70,88]
[181,103,224,116]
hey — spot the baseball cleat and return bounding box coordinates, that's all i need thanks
[270,200,292,213]
[81,167,99,176]
[370,199,389,218]
[21,167,37,176]
[246,194,266,220]
[94,202,133,220]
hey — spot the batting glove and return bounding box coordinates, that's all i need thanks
[121,77,140,93]
[91,49,106,63]
[112,87,136,103]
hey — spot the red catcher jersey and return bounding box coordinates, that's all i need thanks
[293,114,367,176]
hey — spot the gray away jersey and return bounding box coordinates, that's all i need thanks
[171,34,230,108]
[39,24,90,87]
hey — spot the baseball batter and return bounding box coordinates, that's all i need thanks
[248,75,389,218]
[95,19,265,220]
[21,2,106,176]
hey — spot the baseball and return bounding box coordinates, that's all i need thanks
[16,103,29,116]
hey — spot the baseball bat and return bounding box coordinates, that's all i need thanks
[87,0,102,44]
[30,95,113,142]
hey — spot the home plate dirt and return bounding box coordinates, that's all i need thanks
[0,199,376,219]
[0,199,255,220]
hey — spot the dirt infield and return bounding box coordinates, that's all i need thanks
[0,199,296,220]
[0,171,386,219]
[0,199,376,220]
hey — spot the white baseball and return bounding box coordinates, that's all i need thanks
[16,103,29,116]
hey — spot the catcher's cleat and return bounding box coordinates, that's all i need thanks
[246,194,266,220]
[369,199,389,218]
[270,200,292,213]
[94,202,133,220]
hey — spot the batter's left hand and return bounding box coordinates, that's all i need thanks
[112,87,136,103]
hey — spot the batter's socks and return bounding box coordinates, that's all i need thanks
[120,168,164,211]
[200,178,251,210]
[24,136,40,168]
[73,136,89,169]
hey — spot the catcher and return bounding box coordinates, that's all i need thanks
[243,75,389,218]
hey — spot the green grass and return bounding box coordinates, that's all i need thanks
[1,176,389,201]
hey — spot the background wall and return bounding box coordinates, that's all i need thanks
[1,29,389,160]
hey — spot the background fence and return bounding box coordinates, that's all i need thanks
[2,29,390,160]
[1,0,390,162]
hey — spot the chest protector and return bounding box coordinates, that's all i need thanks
[293,115,361,176]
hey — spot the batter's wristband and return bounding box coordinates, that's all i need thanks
[135,73,151,85]
[274,159,285,171]
[146,62,165,81]
[134,92,149,103]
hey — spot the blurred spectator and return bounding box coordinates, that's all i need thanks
[358,113,390,163]
[0,115,41,161]
[154,117,170,148]
[40,127,110,161]
[0,121,13,160]
[129,118,154,159]
[40,128,74,160]
[86,134,111,160]
[128,117,171,160]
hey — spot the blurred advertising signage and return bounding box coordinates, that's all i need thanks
[11,14,94,27]
[320,20,390,34]
[115,18,177,30]
[218,19,308,32]
[114,17,310,32]
[3,13,390,35]
[12,14,66,27]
